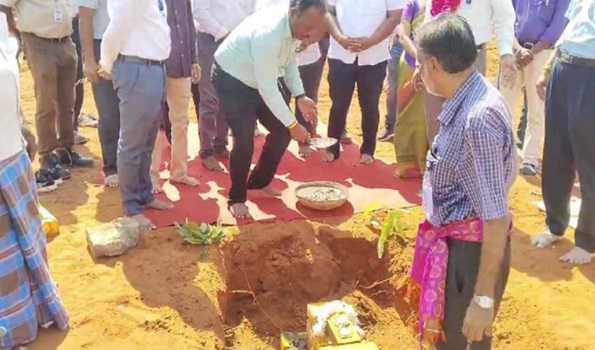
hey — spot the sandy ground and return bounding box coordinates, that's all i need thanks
[17,44,595,350]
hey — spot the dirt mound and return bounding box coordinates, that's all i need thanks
[218,224,395,337]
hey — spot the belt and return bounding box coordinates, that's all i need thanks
[22,32,70,43]
[118,55,165,66]
[557,50,595,68]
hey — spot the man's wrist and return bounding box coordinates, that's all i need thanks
[295,94,306,101]
[287,120,298,130]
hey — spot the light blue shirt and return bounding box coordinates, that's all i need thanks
[78,0,110,39]
[556,0,595,59]
[214,7,305,127]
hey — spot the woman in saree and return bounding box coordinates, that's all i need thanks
[393,0,427,178]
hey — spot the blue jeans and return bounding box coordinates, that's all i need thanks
[91,40,120,177]
[384,42,403,129]
[113,59,166,216]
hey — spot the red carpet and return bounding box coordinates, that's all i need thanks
[145,123,421,227]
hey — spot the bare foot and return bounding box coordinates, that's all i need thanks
[560,247,593,265]
[170,175,199,187]
[202,156,224,172]
[249,184,282,197]
[129,214,156,232]
[230,203,251,219]
[322,151,336,163]
[531,230,562,248]
[105,174,119,188]
[215,149,231,161]
[151,176,163,194]
[299,144,314,158]
[145,199,173,210]
[360,154,374,165]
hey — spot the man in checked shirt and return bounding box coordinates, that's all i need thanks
[408,14,517,349]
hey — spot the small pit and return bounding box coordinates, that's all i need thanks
[218,224,397,337]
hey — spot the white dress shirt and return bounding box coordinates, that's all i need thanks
[0,13,24,161]
[193,0,255,41]
[424,0,515,56]
[328,0,406,66]
[100,0,171,73]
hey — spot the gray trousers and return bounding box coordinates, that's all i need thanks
[91,40,120,176]
[197,32,228,158]
[543,60,595,253]
[112,59,165,216]
[437,239,511,350]
[424,47,487,144]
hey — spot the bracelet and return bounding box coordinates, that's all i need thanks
[287,121,298,130]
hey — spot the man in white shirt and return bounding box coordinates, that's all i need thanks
[98,0,173,230]
[193,0,255,172]
[325,0,404,164]
[422,0,516,143]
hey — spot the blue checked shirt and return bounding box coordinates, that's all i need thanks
[427,72,515,225]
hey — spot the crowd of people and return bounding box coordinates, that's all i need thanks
[0,0,594,349]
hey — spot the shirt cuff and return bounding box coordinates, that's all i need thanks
[99,56,115,74]
[499,40,514,56]
[77,0,98,9]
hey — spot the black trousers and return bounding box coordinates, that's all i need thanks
[327,59,387,158]
[543,61,595,253]
[437,240,511,350]
[212,65,291,205]
[295,37,330,135]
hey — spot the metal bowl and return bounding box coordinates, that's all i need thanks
[295,181,349,211]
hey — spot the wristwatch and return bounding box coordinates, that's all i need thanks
[473,295,495,309]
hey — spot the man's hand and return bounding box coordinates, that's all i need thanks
[536,74,550,101]
[191,63,201,83]
[351,37,375,52]
[22,126,37,161]
[337,35,362,52]
[84,58,100,82]
[98,65,112,80]
[462,301,494,344]
[499,54,517,89]
[515,47,534,69]
[289,124,310,144]
[296,96,318,124]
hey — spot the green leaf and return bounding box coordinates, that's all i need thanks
[377,210,401,258]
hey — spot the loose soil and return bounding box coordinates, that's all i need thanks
[17,43,595,350]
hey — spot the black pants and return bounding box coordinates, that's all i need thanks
[437,240,511,350]
[327,59,387,158]
[543,60,595,253]
[212,65,291,205]
[295,37,330,135]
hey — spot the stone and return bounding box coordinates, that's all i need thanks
[87,217,141,258]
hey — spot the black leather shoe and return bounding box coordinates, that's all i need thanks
[55,148,95,168]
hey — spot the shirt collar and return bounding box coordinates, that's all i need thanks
[282,10,302,51]
[438,71,482,126]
